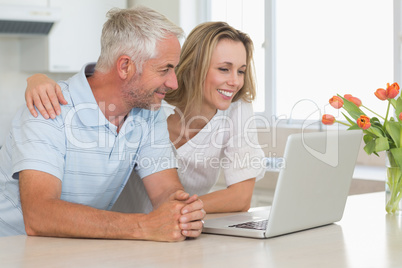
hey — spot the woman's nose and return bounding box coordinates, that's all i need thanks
[228,71,241,87]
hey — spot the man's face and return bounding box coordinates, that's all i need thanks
[123,34,181,110]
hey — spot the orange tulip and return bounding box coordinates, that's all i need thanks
[375,82,400,100]
[329,96,344,109]
[386,82,400,99]
[399,112,402,121]
[374,88,387,100]
[344,94,362,107]
[322,114,335,125]
[356,115,371,130]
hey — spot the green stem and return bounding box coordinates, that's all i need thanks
[386,153,402,214]
[335,120,352,127]
[384,101,391,131]
[362,105,386,120]
[387,174,402,213]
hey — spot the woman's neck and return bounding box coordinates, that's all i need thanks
[167,104,217,149]
[184,104,217,130]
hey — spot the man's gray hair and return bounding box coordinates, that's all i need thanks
[96,6,184,73]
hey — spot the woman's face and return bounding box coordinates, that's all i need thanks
[203,39,247,114]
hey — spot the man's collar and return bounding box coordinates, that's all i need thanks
[68,63,108,127]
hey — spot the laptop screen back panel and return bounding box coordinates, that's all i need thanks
[264,130,362,238]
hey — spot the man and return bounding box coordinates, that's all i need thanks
[0,6,204,241]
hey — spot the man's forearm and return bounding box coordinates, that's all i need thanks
[142,169,185,209]
[22,197,191,241]
[23,199,146,239]
[19,169,188,241]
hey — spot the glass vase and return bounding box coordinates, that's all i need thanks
[385,151,402,215]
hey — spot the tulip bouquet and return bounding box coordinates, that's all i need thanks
[322,82,402,214]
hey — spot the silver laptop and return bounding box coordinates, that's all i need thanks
[203,130,362,238]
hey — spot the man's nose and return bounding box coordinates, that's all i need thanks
[166,71,178,90]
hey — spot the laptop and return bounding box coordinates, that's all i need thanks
[203,130,362,238]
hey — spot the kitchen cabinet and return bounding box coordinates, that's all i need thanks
[20,0,126,73]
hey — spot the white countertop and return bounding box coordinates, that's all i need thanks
[0,192,400,267]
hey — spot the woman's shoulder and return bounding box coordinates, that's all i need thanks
[161,100,176,118]
[225,99,254,116]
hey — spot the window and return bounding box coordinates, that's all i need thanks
[208,0,265,112]
[275,0,393,122]
[208,0,394,125]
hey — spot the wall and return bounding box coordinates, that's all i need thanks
[0,37,71,145]
[0,1,126,145]
[0,0,206,146]
[0,0,58,145]
[0,0,46,5]
[128,0,180,25]
[0,1,387,171]
[129,0,207,36]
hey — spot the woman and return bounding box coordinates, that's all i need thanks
[25,22,266,213]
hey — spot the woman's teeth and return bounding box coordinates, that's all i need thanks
[217,89,233,97]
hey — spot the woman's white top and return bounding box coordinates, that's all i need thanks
[112,100,266,213]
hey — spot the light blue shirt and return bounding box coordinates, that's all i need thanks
[0,64,177,236]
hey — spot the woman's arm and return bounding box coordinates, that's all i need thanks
[199,178,256,213]
[26,74,68,119]
[198,101,265,214]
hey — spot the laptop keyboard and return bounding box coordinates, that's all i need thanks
[229,219,268,230]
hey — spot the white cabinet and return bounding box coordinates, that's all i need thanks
[20,0,126,73]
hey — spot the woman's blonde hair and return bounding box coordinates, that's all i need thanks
[164,21,256,116]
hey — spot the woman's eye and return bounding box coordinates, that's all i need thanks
[238,70,246,75]
[218,68,229,72]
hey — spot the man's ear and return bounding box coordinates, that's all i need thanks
[117,55,136,79]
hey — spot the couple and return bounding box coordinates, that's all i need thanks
[0,6,264,241]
